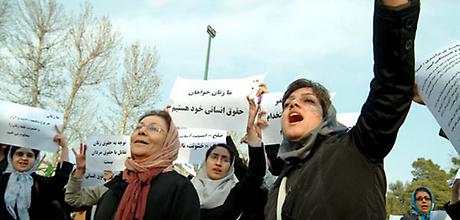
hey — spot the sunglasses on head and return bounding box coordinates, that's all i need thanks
[14,151,35,158]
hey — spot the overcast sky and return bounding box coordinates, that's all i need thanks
[62,0,460,185]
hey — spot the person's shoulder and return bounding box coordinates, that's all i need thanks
[160,171,190,181]
[158,171,194,187]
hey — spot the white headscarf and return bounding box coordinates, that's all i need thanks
[191,159,238,209]
[4,148,41,220]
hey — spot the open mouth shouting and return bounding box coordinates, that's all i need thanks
[289,112,304,124]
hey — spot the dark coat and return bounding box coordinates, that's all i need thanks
[0,161,73,220]
[226,136,268,220]
[264,1,420,219]
[0,158,7,173]
[445,201,460,220]
[200,146,266,220]
[94,170,200,220]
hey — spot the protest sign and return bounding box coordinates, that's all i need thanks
[169,75,265,132]
[259,92,283,145]
[176,128,227,165]
[415,43,460,154]
[83,135,130,186]
[0,100,63,152]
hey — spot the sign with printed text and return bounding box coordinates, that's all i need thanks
[415,43,460,154]
[0,100,63,152]
[259,92,284,145]
[85,135,130,173]
[175,128,227,165]
[169,75,265,132]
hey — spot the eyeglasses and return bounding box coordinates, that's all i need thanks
[415,196,432,201]
[14,151,35,158]
[208,153,231,164]
[133,123,165,134]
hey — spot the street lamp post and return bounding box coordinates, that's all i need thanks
[204,25,216,80]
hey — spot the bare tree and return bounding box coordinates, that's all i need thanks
[61,2,120,143]
[110,42,161,135]
[0,0,9,41]
[0,0,67,107]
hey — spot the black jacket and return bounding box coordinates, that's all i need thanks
[225,136,267,220]
[445,202,460,220]
[264,1,420,219]
[0,161,73,220]
[94,170,200,220]
[200,146,266,220]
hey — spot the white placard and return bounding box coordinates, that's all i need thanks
[169,75,265,132]
[175,128,227,165]
[415,43,460,154]
[259,92,283,145]
[0,100,63,152]
[83,168,105,186]
[85,135,130,173]
[431,210,452,220]
[388,215,403,220]
[337,112,360,128]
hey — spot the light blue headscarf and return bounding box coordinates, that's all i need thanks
[3,148,41,220]
[409,186,435,220]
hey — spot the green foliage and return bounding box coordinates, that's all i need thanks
[386,180,411,215]
[449,156,460,176]
[387,157,455,216]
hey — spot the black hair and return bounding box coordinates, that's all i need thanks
[282,78,331,118]
[415,187,431,197]
[0,144,10,156]
[205,144,235,165]
[10,146,40,159]
[138,110,172,132]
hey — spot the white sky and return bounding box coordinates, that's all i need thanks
[62,0,460,185]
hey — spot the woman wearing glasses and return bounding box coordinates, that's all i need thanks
[191,96,266,220]
[0,129,73,220]
[67,110,200,220]
[401,186,435,220]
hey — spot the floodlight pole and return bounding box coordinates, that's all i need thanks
[204,25,216,80]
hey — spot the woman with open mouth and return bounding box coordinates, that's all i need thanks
[264,0,422,219]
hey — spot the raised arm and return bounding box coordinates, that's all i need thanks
[54,126,69,162]
[65,144,108,207]
[351,0,420,160]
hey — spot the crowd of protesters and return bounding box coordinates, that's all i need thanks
[1,0,459,219]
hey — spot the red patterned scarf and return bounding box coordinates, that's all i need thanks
[114,118,180,220]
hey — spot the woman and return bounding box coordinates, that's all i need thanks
[264,1,421,219]
[401,186,435,220]
[0,129,72,220]
[93,110,200,220]
[191,96,266,220]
